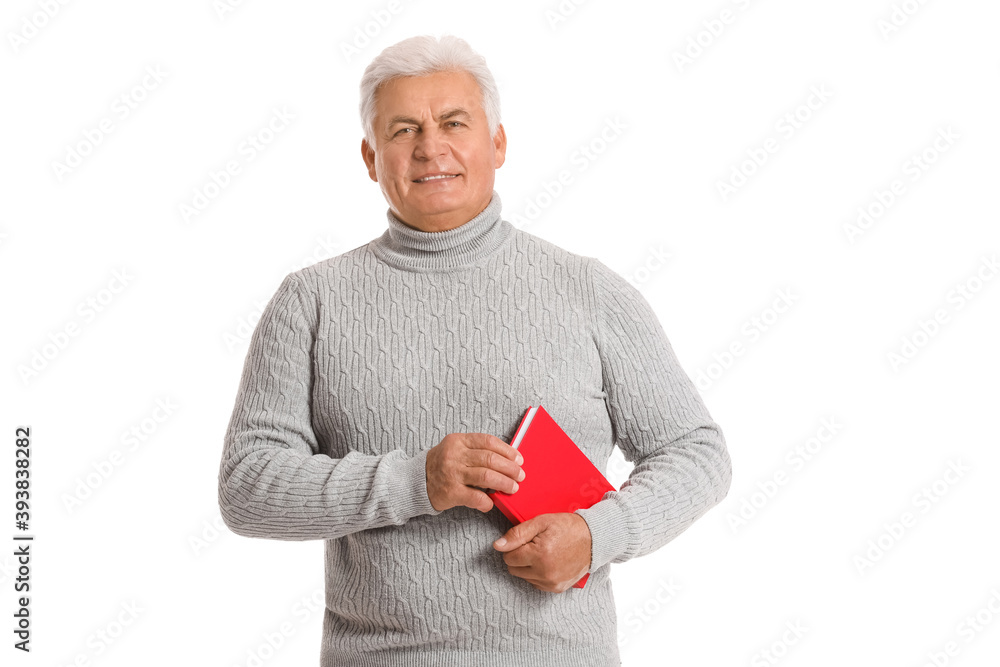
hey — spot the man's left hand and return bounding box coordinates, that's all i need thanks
[493,513,592,593]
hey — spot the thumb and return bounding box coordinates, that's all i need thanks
[493,517,542,552]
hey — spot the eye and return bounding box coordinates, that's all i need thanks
[447,121,463,128]
[394,127,414,136]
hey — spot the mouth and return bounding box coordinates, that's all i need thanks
[413,173,460,184]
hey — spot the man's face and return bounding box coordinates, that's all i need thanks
[361,70,506,232]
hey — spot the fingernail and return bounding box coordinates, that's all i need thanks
[511,482,519,492]
[517,469,525,482]
[494,537,507,548]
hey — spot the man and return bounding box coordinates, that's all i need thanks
[218,34,732,667]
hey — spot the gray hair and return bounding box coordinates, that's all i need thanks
[359,34,501,146]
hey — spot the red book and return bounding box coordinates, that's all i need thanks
[487,405,616,589]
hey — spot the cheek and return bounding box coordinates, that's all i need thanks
[378,149,407,179]
[457,148,492,178]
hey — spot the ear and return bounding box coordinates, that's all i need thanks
[493,123,507,169]
[361,138,378,182]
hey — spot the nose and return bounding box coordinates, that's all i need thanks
[413,126,448,160]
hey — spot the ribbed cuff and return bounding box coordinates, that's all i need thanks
[394,448,444,519]
[574,494,635,573]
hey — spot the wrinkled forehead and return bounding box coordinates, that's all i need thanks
[374,70,485,116]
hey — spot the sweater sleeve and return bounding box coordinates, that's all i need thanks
[574,259,732,573]
[218,273,443,541]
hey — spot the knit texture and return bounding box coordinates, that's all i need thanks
[218,191,732,667]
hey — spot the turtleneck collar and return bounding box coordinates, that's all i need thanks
[369,190,513,272]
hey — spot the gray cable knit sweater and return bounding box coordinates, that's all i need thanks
[218,190,732,667]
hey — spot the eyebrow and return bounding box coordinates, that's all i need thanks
[385,108,473,132]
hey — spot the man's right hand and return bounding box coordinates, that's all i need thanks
[426,433,525,513]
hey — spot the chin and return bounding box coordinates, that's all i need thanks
[410,190,464,208]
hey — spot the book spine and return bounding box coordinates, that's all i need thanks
[509,406,533,450]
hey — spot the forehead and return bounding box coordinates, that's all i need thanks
[375,70,485,116]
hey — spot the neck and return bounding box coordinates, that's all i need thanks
[370,190,512,272]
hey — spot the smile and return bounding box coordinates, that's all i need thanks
[414,174,459,183]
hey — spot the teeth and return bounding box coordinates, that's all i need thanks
[417,174,457,182]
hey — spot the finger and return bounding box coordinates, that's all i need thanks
[468,449,525,484]
[499,544,537,569]
[504,567,559,593]
[463,461,523,496]
[457,486,494,513]
[494,518,541,551]
[470,433,524,465]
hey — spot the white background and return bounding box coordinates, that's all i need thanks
[3,0,999,665]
